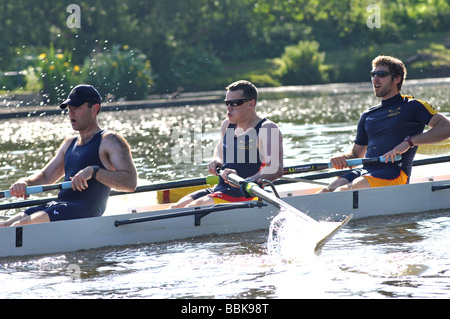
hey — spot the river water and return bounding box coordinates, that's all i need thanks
[0,80,449,300]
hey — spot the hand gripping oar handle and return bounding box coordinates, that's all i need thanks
[216,168,317,224]
[0,181,72,199]
[283,155,402,175]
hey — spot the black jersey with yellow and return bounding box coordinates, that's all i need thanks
[342,93,437,186]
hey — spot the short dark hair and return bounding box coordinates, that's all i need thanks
[226,80,258,103]
[372,55,407,90]
[87,102,101,115]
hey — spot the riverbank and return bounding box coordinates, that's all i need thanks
[1,76,449,120]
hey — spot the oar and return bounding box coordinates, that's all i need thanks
[0,156,399,200]
[0,175,220,208]
[0,181,72,199]
[278,154,450,185]
[108,175,220,196]
[0,154,435,212]
[217,168,352,252]
[0,156,400,209]
[283,155,401,175]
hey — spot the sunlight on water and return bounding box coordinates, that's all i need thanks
[0,83,449,298]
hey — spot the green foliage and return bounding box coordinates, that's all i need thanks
[33,44,82,104]
[247,74,281,88]
[0,0,449,94]
[81,45,154,100]
[276,41,328,85]
[167,47,224,92]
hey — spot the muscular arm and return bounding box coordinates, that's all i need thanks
[96,132,137,192]
[413,113,450,144]
[383,113,450,161]
[207,120,227,175]
[250,121,284,182]
[9,138,72,198]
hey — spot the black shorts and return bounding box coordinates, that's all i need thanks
[25,200,103,222]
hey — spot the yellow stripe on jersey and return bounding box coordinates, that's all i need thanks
[402,95,438,116]
[415,98,438,115]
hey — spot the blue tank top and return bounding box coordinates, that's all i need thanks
[217,119,266,194]
[58,130,111,214]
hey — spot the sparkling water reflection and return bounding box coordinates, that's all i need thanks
[0,82,449,298]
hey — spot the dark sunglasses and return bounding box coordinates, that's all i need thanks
[370,70,391,78]
[224,99,251,107]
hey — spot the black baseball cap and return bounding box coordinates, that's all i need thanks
[60,84,102,109]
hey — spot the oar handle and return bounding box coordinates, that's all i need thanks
[0,181,72,199]
[216,167,317,223]
[283,155,402,175]
[354,155,402,166]
[215,167,256,198]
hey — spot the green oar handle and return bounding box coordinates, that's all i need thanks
[215,167,253,195]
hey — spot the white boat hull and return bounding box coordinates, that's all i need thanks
[1,177,449,258]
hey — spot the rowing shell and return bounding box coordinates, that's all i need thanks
[0,174,449,258]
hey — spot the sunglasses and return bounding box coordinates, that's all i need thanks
[370,70,391,78]
[224,99,251,107]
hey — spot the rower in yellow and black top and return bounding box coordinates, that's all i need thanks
[321,55,450,192]
[340,93,437,188]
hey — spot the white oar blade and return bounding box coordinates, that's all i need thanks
[314,214,353,254]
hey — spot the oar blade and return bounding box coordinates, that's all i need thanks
[225,170,352,252]
[314,214,353,254]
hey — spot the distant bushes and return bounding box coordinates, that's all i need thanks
[2,1,449,97]
[33,44,82,104]
[275,40,329,85]
[81,44,154,101]
[18,44,154,104]
[167,47,224,92]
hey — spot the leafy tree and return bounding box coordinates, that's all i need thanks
[277,40,328,85]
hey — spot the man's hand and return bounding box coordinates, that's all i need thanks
[382,141,410,163]
[69,166,94,191]
[9,179,29,199]
[220,168,240,188]
[207,160,222,175]
[330,156,349,170]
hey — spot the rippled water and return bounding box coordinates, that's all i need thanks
[0,81,449,299]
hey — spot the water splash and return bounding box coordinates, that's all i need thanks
[267,207,320,262]
[267,207,349,262]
